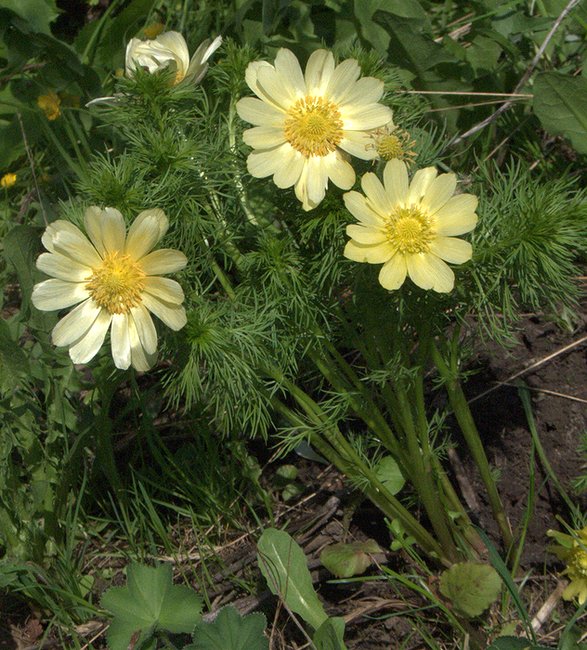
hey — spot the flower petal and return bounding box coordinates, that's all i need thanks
[342,104,393,130]
[434,194,478,235]
[430,236,473,264]
[143,276,184,304]
[37,252,92,282]
[140,249,187,275]
[257,65,299,110]
[379,254,407,290]
[337,76,385,107]
[126,208,168,260]
[187,35,222,83]
[110,313,131,370]
[247,143,292,178]
[52,299,101,347]
[100,207,126,254]
[68,310,112,364]
[407,167,437,206]
[273,149,305,188]
[236,97,284,127]
[245,60,274,97]
[43,220,102,266]
[343,191,384,226]
[128,311,156,371]
[302,156,329,208]
[406,253,454,293]
[361,172,393,216]
[32,279,89,311]
[346,224,386,245]
[324,152,355,190]
[304,49,334,96]
[344,240,393,264]
[422,173,457,214]
[338,131,377,160]
[142,293,187,330]
[326,58,361,104]
[155,31,190,74]
[84,206,107,256]
[383,159,409,207]
[243,126,286,149]
[274,48,306,96]
[130,304,157,355]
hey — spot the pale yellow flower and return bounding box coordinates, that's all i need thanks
[549,526,587,604]
[1,173,17,189]
[343,159,477,293]
[37,92,61,120]
[236,49,393,211]
[125,31,222,85]
[32,207,187,371]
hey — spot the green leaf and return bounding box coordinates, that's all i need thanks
[354,0,427,53]
[313,617,347,650]
[533,72,587,154]
[320,540,381,578]
[101,563,203,650]
[487,637,552,650]
[439,562,502,618]
[0,319,30,391]
[3,225,43,316]
[187,606,268,650]
[374,456,405,495]
[0,0,59,34]
[257,528,328,631]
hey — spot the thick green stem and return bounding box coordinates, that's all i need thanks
[393,382,459,561]
[412,346,484,556]
[432,343,513,550]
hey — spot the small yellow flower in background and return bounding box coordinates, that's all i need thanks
[143,22,165,39]
[32,207,188,371]
[1,173,17,189]
[369,119,416,164]
[125,31,222,85]
[343,159,477,293]
[37,92,62,120]
[548,526,587,604]
[236,48,393,211]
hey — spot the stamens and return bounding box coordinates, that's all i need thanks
[86,251,145,314]
[385,206,434,254]
[283,96,343,158]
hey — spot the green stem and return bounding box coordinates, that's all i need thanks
[431,342,513,550]
[413,340,484,556]
[268,371,446,561]
[95,374,124,494]
[393,381,459,561]
[518,385,576,514]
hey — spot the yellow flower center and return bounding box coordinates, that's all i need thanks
[283,96,343,158]
[385,206,434,254]
[568,546,587,579]
[86,251,145,314]
[377,134,405,161]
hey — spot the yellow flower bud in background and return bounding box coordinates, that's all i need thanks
[1,173,17,189]
[37,92,61,120]
[143,22,165,39]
